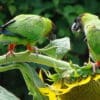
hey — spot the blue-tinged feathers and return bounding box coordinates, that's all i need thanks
[0,20,26,38]
[1,20,15,29]
[0,20,15,35]
[0,14,54,46]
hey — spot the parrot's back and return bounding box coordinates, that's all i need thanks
[71,13,100,66]
[85,20,100,61]
[6,14,53,42]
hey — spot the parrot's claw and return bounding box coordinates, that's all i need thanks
[6,44,16,58]
[32,46,39,57]
[6,51,15,58]
[33,46,39,54]
[84,62,96,73]
[91,62,100,73]
[26,44,39,53]
[92,63,96,73]
[26,44,39,57]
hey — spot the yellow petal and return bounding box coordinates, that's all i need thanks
[39,76,92,99]
[52,80,62,89]
[39,69,44,82]
[39,87,57,100]
[64,76,91,93]
[78,76,91,85]
[93,74,100,81]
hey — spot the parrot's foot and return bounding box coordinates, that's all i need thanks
[33,46,39,55]
[6,51,15,57]
[92,63,96,73]
[6,44,16,57]
[95,61,100,67]
[27,44,38,54]
[91,62,100,73]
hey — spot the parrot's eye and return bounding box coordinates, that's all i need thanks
[71,17,82,32]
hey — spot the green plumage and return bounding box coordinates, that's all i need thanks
[0,14,54,45]
[86,27,100,61]
[72,13,100,62]
[81,13,100,62]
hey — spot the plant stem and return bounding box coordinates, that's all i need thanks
[0,51,74,70]
[0,63,48,100]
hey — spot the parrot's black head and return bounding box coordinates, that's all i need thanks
[47,22,57,40]
[71,15,84,33]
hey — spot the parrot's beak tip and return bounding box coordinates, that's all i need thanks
[71,22,76,32]
[71,22,81,33]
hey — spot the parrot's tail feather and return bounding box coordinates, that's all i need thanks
[0,29,27,39]
[0,19,15,34]
[1,20,15,28]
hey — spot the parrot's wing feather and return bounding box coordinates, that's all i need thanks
[0,19,16,35]
[88,28,100,54]
[0,19,15,28]
[1,29,27,39]
[0,19,27,38]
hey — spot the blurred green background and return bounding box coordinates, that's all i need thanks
[0,0,100,99]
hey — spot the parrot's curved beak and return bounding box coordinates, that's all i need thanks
[71,15,84,33]
[71,22,81,33]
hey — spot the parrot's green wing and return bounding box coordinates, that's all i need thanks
[0,14,54,45]
[87,27,100,61]
[71,13,100,62]
[7,15,53,41]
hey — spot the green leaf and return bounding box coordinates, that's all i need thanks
[60,0,77,4]
[18,63,47,100]
[63,5,85,25]
[52,0,60,7]
[0,86,19,100]
[39,37,70,59]
[8,5,16,15]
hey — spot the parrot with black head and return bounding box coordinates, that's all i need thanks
[71,13,100,71]
[0,14,55,55]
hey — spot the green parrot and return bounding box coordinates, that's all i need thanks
[0,14,55,55]
[71,13,100,70]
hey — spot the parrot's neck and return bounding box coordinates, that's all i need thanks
[83,19,99,35]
